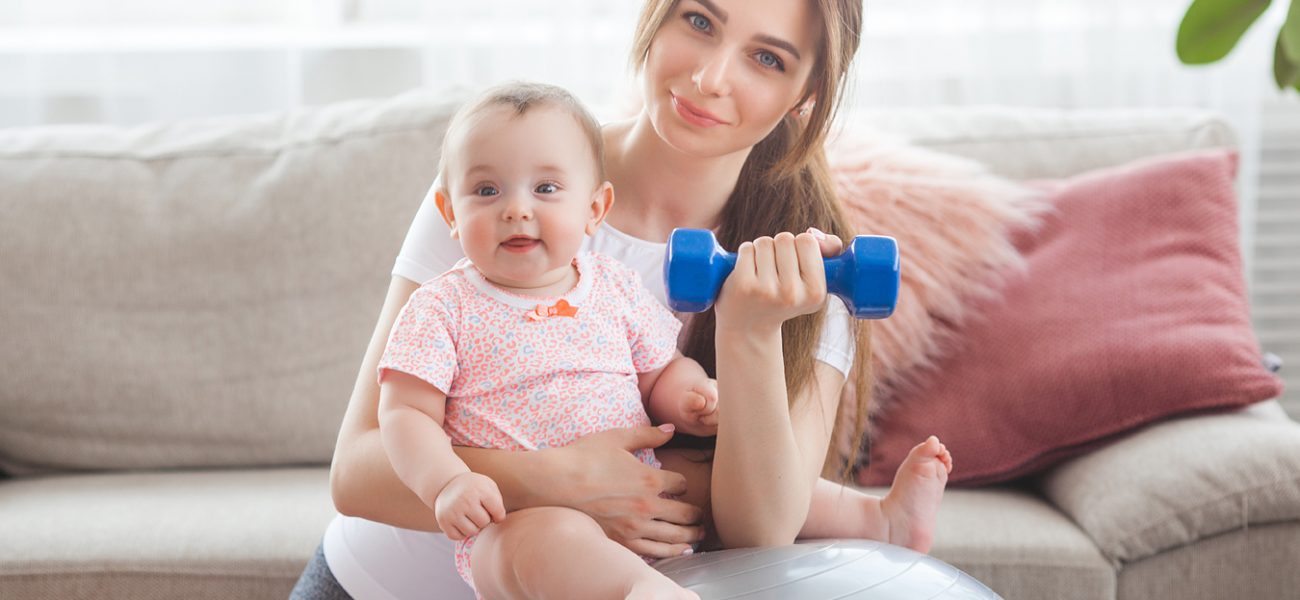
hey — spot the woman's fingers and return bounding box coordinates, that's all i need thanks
[625,539,696,559]
[774,232,802,286]
[734,240,756,279]
[658,467,689,497]
[754,236,777,283]
[795,232,827,294]
[651,495,706,526]
[808,227,844,257]
[588,425,675,454]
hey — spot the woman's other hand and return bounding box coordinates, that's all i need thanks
[554,425,705,558]
[715,230,830,331]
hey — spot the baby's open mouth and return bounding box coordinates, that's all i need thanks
[501,236,540,252]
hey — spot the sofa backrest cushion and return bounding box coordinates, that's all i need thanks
[0,94,1242,473]
[0,92,456,473]
[858,150,1285,487]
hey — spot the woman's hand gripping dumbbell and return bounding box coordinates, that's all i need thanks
[664,228,899,319]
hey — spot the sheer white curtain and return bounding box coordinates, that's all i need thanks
[2,0,1288,241]
[2,0,1285,122]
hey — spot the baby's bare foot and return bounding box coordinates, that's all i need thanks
[879,436,952,554]
[626,575,699,600]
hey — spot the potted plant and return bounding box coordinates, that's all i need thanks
[1178,0,1300,92]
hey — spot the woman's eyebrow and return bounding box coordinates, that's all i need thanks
[693,0,729,24]
[755,34,801,61]
[690,0,801,61]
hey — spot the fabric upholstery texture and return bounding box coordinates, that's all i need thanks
[1039,405,1300,564]
[1116,522,1300,600]
[860,150,1285,487]
[910,486,1117,600]
[0,93,457,473]
[0,468,333,599]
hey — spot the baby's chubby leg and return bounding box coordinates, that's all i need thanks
[471,506,698,600]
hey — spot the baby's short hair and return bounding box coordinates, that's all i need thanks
[436,81,606,190]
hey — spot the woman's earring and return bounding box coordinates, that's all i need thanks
[797,101,814,117]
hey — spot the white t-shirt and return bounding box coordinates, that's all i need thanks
[323,183,856,599]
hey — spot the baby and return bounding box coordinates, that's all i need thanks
[377,81,952,600]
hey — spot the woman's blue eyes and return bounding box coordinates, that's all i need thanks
[682,12,786,72]
[687,13,711,32]
[756,51,783,70]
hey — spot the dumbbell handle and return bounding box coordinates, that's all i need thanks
[664,228,899,319]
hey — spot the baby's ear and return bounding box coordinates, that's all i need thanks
[586,182,615,235]
[434,189,459,239]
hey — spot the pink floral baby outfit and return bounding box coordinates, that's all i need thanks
[376,252,682,592]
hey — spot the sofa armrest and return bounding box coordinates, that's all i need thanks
[1037,400,1300,565]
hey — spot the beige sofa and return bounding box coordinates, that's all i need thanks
[1,91,1297,600]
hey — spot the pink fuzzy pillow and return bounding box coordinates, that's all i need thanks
[858,150,1285,486]
[824,132,1045,465]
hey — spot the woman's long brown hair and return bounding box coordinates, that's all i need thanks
[630,0,871,481]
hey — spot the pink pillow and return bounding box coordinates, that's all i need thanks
[859,150,1285,487]
[822,134,1046,472]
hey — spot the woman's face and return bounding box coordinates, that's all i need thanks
[641,0,821,159]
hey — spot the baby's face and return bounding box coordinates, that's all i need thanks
[442,105,606,290]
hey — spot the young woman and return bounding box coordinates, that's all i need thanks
[292,1,951,598]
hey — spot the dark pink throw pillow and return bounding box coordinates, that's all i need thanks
[859,150,1285,487]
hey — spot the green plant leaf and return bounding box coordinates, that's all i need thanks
[1278,30,1300,87]
[1177,0,1272,64]
[1282,0,1300,61]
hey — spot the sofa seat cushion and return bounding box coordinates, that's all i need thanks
[1040,402,1300,565]
[854,485,1115,600]
[1117,522,1300,600]
[0,467,335,599]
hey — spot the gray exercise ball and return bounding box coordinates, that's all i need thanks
[655,539,1002,599]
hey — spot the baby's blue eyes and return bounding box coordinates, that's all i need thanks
[471,183,559,196]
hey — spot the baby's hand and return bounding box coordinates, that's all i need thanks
[433,472,506,541]
[676,378,719,437]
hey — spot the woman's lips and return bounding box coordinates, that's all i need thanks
[672,94,726,128]
[501,237,540,253]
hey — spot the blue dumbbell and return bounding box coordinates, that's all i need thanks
[664,228,899,319]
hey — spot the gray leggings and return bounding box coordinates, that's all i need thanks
[289,543,353,600]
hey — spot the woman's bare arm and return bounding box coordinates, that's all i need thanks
[709,325,844,547]
[709,231,849,548]
[328,276,705,555]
